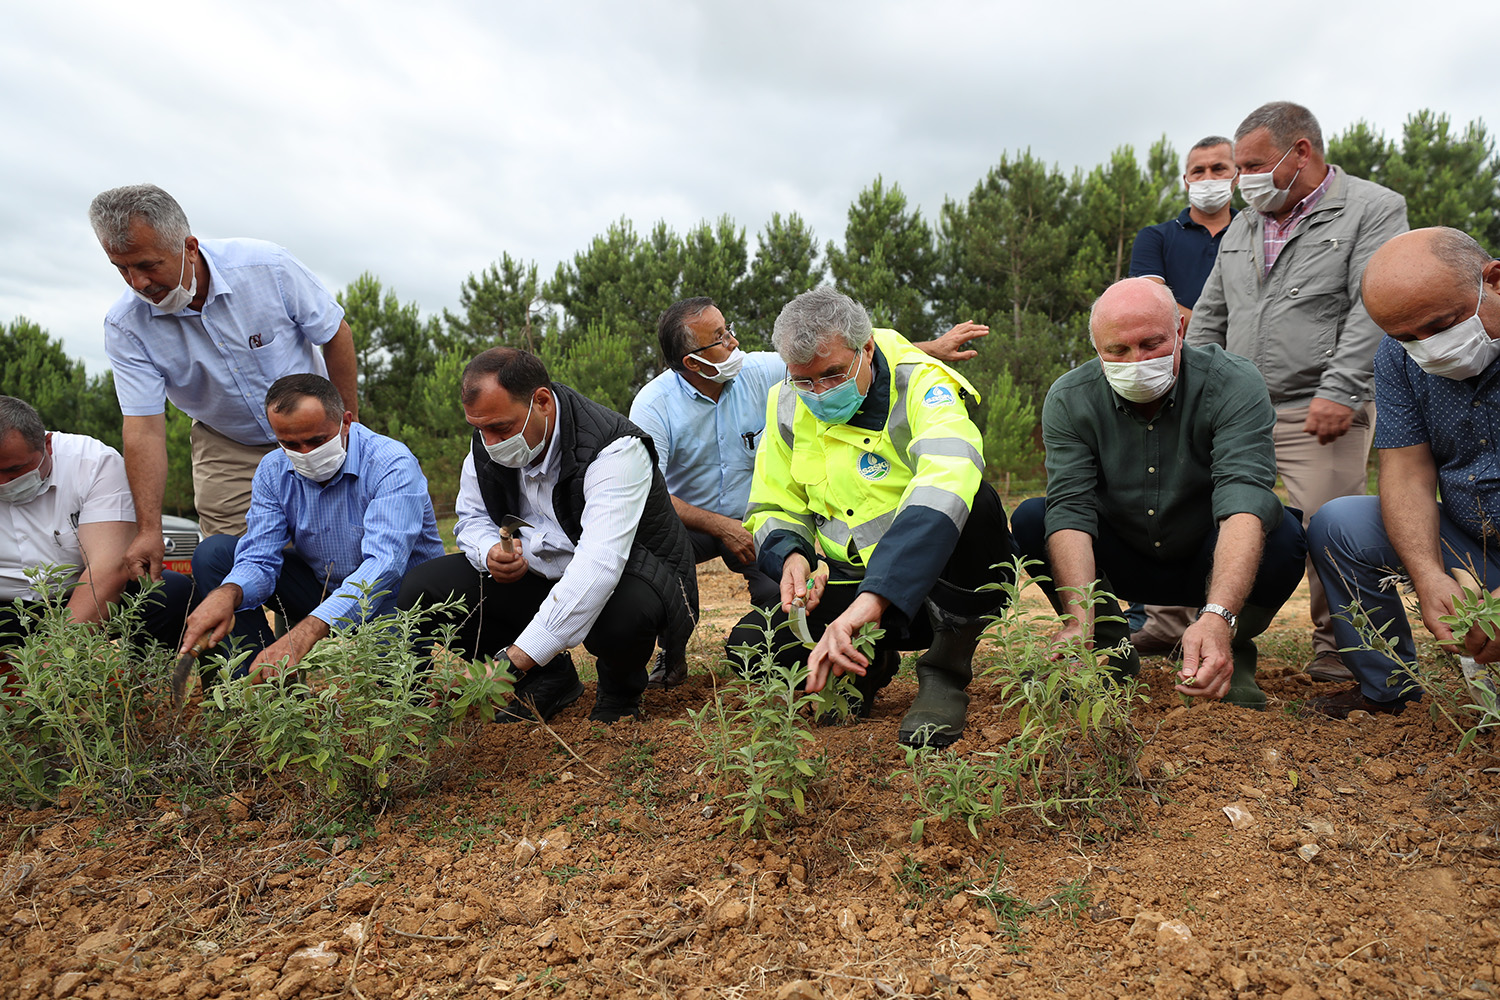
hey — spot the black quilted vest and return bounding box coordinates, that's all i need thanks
[470,383,699,652]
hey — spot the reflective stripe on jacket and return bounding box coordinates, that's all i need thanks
[744,328,984,617]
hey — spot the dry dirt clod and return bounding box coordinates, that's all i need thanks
[775,981,826,1000]
[1156,919,1193,945]
[52,972,88,999]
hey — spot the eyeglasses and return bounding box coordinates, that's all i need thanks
[787,351,861,395]
[682,323,736,361]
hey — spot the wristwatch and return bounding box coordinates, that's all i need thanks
[1197,603,1238,633]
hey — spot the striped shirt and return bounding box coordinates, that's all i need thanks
[1262,166,1336,275]
[224,423,444,627]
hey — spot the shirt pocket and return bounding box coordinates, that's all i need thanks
[249,326,303,379]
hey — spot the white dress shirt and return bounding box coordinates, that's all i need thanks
[0,434,135,601]
[454,405,652,665]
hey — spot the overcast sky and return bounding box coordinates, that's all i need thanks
[1,0,1491,373]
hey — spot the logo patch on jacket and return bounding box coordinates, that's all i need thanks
[857,452,890,481]
[922,385,956,408]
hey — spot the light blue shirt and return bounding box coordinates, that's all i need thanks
[104,238,345,446]
[628,351,785,520]
[223,423,445,628]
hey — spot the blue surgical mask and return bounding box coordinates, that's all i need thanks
[796,351,869,424]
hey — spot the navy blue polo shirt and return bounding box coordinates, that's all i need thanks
[1128,207,1237,308]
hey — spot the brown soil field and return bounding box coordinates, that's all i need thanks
[2,560,1498,1000]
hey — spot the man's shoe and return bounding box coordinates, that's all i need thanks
[898,622,983,748]
[1129,630,1182,658]
[497,654,584,723]
[588,692,643,724]
[646,648,688,689]
[1305,685,1410,719]
[1306,652,1355,683]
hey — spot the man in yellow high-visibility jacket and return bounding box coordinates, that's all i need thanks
[731,286,1014,747]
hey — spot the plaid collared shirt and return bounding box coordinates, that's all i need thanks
[1262,166,1336,275]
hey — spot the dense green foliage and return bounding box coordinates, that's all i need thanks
[7,109,1496,513]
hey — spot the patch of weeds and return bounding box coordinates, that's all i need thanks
[1335,563,1500,753]
[1043,878,1092,925]
[207,588,516,808]
[901,560,1147,841]
[544,865,587,885]
[973,887,1031,951]
[674,610,861,838]
[892,856,937,909]
[0,570,240,811]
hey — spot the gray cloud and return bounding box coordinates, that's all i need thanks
[1,0,1491,373]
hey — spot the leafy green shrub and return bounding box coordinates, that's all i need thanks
[1336,567,1500,751]
[207,591,515,805]
[677,611,867,836]
[902,563,1147,841]
[0,571,188,809]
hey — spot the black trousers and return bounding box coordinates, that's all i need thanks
[689,529,780,607]
[725,481,1015,673]
[395,553,667,700]
[1009,497,1308,614]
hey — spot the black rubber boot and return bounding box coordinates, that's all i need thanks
[898,620,985,748]
[852,649,900,718]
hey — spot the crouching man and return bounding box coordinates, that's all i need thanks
[0,395,191,651]
[1308,228,1500,716]
[396,349,699,724]
[727,287,1014,748]
[1012,279,1307,708]
[181,375,444,679]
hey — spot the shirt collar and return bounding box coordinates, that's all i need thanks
[1177,205,1237,231]
[671,369,728,403]
[1265,165,1336,228]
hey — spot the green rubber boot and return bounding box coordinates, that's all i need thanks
[1223,604,1276,710]
[898,620,985,748]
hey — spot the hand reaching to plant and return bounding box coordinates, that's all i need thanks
[806,592,889,692]
[180,585,241,659]
[1175,615,1232,699]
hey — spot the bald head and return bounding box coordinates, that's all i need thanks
[1090,278,1180,348]
[1363,227,1496,341]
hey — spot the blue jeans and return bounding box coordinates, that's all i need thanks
[1308,495,1499,704]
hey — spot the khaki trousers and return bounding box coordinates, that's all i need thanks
[190,421,277,537]
[1274,402,1376,657]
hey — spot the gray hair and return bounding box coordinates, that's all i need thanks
[0,396,46,453]
[1428,227,1494,284]
[771,286,873,366]
[88,184,191,252]
[1235,101,1323,155]
[1191,134,1233,153]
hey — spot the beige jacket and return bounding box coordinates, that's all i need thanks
[1186,167,1408,409]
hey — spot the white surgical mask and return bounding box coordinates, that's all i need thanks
[1187,178,1234,213]
[1238,145,1301,214]
[284,431,348,483]
[0,466,49,505]
[483,397,548,468]
[1401,279,1499,380]
[1100,337,1180,403]
[131,245,197,313]
[686,346,746,383]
